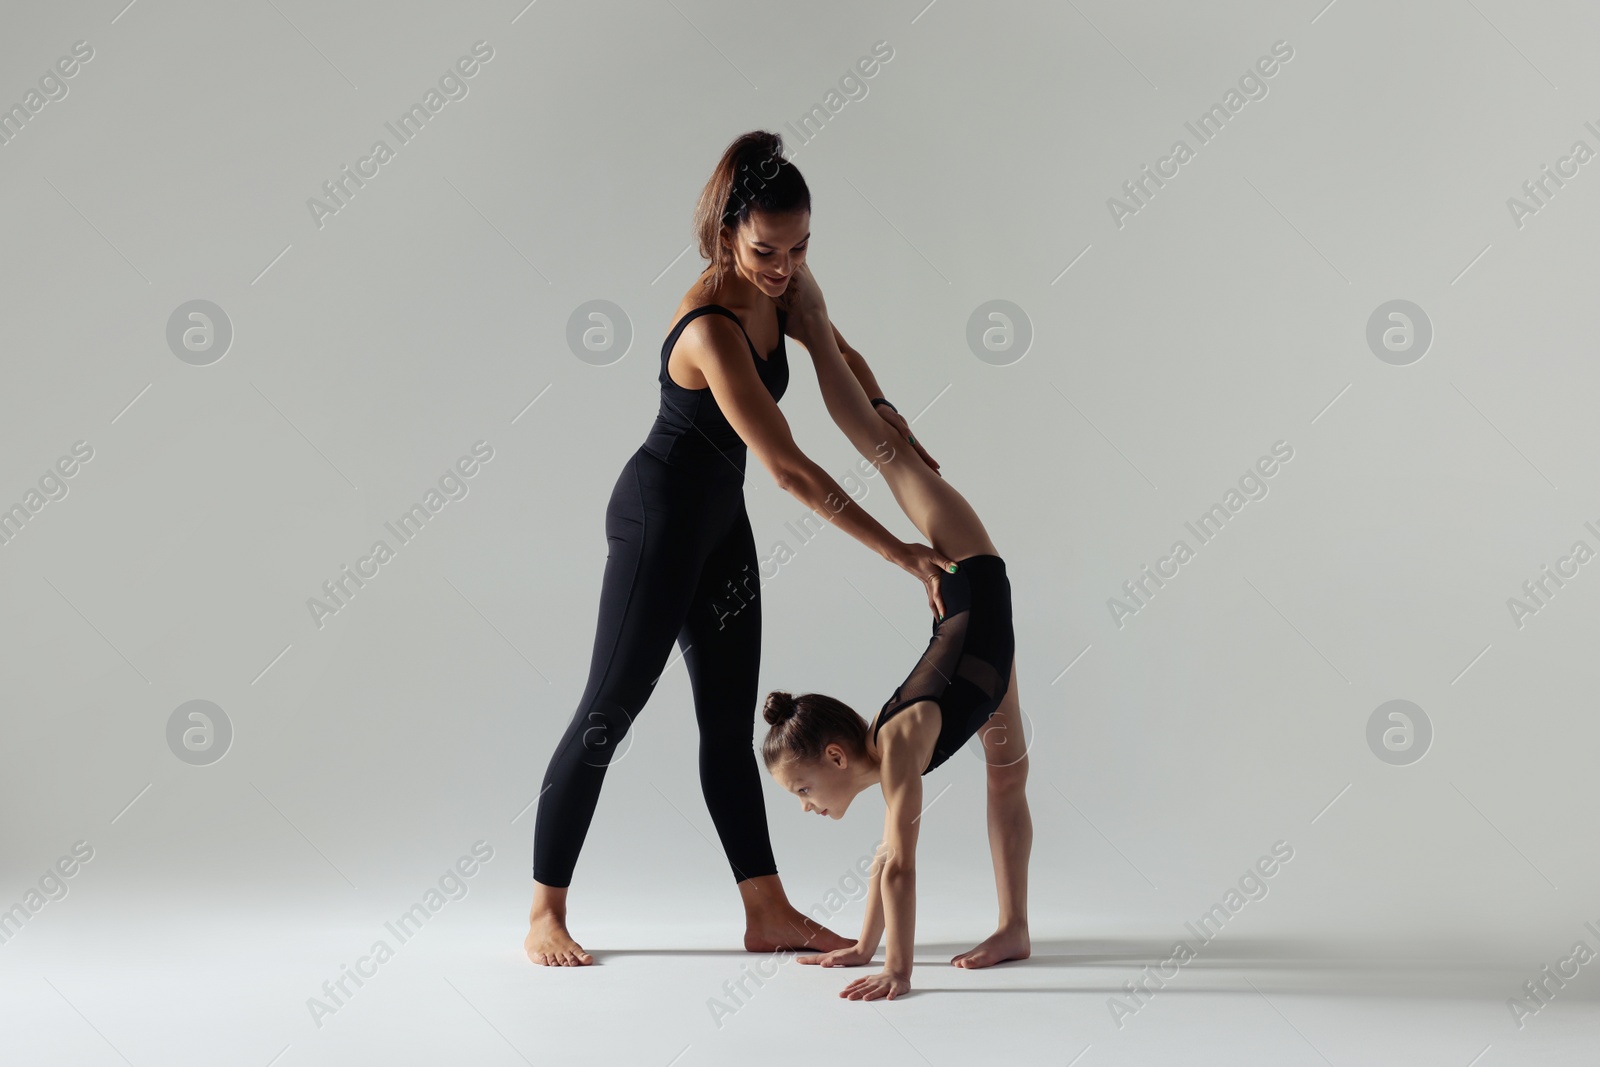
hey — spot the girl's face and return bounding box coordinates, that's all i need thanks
[774,747,857,821]
[724,210,810,298]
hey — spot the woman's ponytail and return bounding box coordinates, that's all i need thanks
[691,130,810,295]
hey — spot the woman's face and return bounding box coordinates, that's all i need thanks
[725,210,810,297]
[774,748,856,820]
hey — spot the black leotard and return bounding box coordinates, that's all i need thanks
[870,554,1015,775]
[533,302,789,888]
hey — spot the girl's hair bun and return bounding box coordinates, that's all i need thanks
[758,689,863,772]
[762,690,798,726]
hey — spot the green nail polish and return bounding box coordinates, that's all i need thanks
[946,563,958,572]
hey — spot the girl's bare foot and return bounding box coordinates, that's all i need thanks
[951,924,1030,968]
[744,906,853,954]
[526,910,594,966]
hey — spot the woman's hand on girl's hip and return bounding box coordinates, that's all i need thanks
[893,542,958,621]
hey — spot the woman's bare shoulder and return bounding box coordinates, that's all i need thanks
[668,292,720,331]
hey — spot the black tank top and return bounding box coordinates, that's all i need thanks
[641,303,789,473]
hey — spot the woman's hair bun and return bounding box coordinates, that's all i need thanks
[763,690,798,726]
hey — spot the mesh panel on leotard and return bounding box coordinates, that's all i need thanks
[877,609,970,721]
[869,556,1014,775]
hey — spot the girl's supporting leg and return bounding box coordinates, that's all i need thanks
[953,657,1032,968]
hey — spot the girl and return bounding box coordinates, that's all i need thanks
[526,132,960,966]
[761,263,1032,999]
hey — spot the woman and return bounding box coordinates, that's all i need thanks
[760,262,1033,1000]
[527,130,958,966]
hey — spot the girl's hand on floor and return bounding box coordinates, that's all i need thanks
[797,942,875,967]
[841,970,910,1001]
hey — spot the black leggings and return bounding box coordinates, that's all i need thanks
[532,445,778,888]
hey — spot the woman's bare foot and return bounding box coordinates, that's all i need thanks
[525,883,592,966]
[951,924,1030,968]
[526,909,594,966]
[744,906,854,954]
[735,874,853,953]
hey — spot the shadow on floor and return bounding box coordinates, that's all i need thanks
[588,935,1598,999]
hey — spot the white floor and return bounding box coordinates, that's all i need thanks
[4,911,1595,1067]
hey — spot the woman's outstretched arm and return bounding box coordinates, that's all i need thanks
[682,312,958,618]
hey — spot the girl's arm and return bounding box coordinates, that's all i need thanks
[853,839,893,953]
[797,841,891,968]
[841,723,923,1000]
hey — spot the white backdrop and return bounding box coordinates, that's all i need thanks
[3,0,1598,1063]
